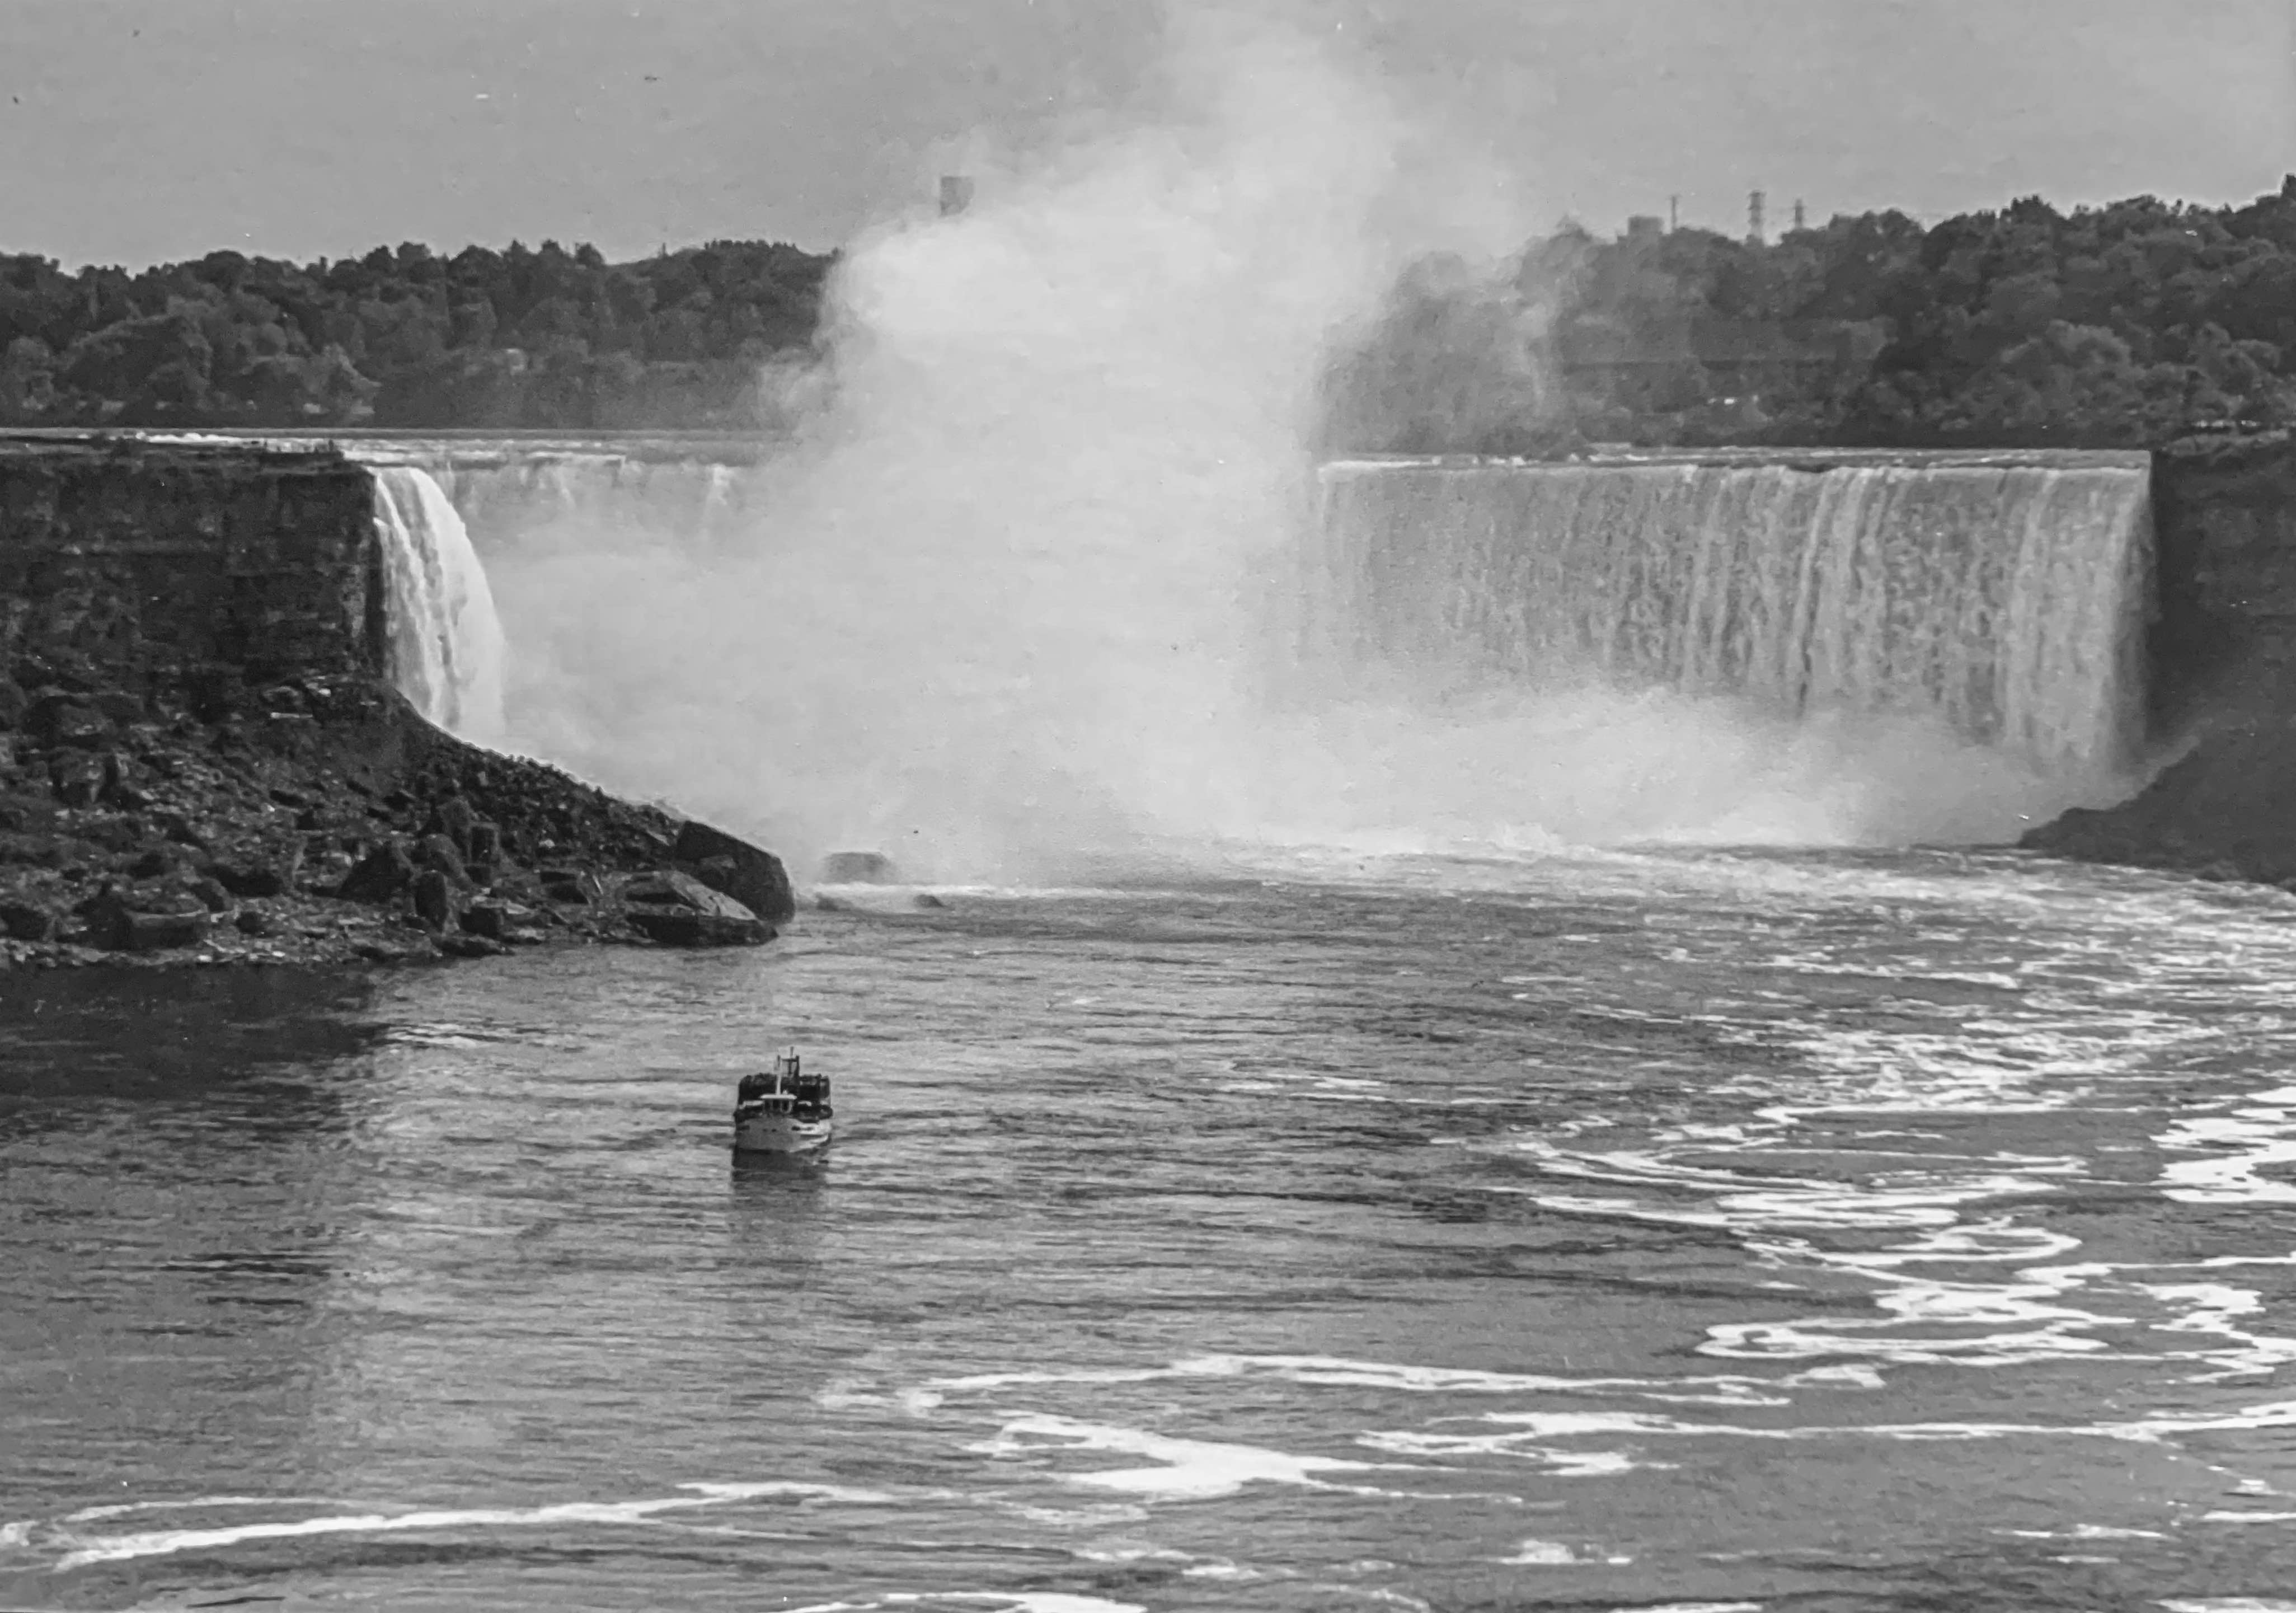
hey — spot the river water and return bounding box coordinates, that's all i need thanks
[9,843,2296,1611]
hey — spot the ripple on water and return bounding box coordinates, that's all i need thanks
[10,846,2296,1607]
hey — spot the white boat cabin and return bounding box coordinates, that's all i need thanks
[736,1051,832,1120]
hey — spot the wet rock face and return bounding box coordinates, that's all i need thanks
[0,438,796,970]
[620,869,775,946]
[2027,435,2296,887]
[673,820,796,925]
[0,679,797,968]
[0,441,382,705]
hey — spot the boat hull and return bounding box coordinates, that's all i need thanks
[732,1113,833,1155]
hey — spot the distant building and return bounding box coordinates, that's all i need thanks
[1624,215,1665,242]
[938,176,975,218]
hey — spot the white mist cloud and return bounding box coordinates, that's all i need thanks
[477,1,2132,883]
[488,4,1542,880]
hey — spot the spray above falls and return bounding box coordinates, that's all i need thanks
[369,465,509,745]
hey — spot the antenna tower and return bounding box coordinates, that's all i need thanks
[1792,198,1806,232]
[1668,194,1679,232]
[1747,190,1766,245]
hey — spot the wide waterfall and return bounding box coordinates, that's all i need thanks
[369,465,509,745]
[1312,452,2157,776]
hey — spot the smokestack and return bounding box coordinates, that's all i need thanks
[938,175,975,217]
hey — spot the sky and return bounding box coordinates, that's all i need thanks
[0,0,2289,269]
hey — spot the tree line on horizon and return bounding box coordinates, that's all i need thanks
[1325,176,2296,453]
[0,237,833,430]
[7,179,2296,446]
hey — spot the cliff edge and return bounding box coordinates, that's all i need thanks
[2022,433,2296,885]
[0,435,793,967]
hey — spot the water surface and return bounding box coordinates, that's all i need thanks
[8,846,2296,1611]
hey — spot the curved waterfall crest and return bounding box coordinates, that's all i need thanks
[1312,455,2156,775]
[434,454,760,551]
[370,465,509,745]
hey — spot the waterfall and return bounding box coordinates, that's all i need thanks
[433,453,762,553]
[369,465,509,745]
[1312,454,2156,776]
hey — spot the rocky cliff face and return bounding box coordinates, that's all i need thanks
[2023,433,2296,884]
[0,435,791,967]
[0,438,382,706]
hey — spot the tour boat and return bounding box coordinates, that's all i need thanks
[733,1049,834,1155]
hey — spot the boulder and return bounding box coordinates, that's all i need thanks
[120,909,210,952]
[467,822,503,865]
[437,931,509,959]
[154,812,210,849]
[48,753,105,808]
[626,907,774,947]
[427,795,480,858]
[209,845,303,898]
[539,867,602,904]
[78,817,145,854]
[79,888,209,952]
[92,691,146,726]
[337,840,416,902]
[621,869,758,919]
[820,850,898,883]
[96,751,145,808]
[234,907,279,936]
[417,832,472,888]
[0,899,59,941]
[459,902,508,940]
[673,819,795,925]
[411,868,457,931]
[353,937,435,964]
[129,845,190,880]
[28,695,110,750]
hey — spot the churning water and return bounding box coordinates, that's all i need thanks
[11,440,2279,1610]
[10,846,2296,1611]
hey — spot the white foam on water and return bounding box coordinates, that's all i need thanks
[2160,1087,2296,1203]
[938,1352,1774,1403]
[976,1413,1391,1500]
[59,1494,353,1524]
[782,1595,1149,1613]
[46,1481,889,1570]
[1354,1391,2296,1474]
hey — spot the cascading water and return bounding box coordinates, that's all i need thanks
[1311,452,2156,777]
[433,453,762,555]
[369,465,509,745]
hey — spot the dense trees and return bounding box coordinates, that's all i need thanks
[0,237,833,429]
[12,177,2296,443]
[1331,176,2296,452]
